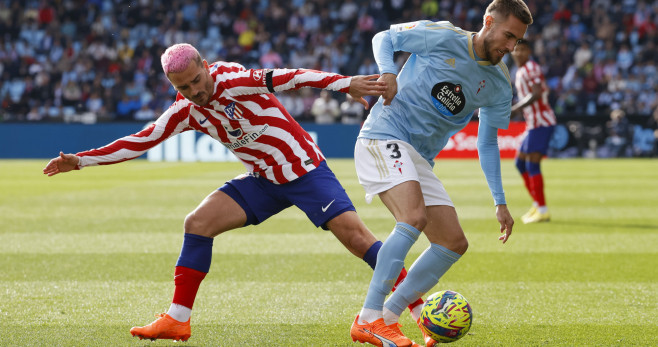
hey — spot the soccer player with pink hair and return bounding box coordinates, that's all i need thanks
[43,43,423,342]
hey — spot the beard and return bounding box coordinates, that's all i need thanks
[483,35,503,65]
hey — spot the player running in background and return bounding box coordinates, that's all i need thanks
[510,39,556,224]
[42,43,421,342]
[349,1,531,346]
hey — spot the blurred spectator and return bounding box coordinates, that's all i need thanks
[0,0,656,124]
[340,94,365,124]
[278,90,306,121]
[311,90,340,124]
[604,109,632,157]
[134,103,156,121]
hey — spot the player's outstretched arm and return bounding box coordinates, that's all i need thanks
[496,204,514,243]
[43,152,79,177]
[348,74,387,109]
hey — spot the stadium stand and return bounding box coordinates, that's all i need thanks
[0,0,656,156]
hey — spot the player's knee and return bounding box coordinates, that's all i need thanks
[402,212,427,231]
[440,232,468,255]
[184,211,211,237]
[454,237,469,255]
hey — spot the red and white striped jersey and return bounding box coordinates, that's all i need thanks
[76,62,352,184]
[515,60,556,130]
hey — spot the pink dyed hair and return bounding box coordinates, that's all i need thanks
[161,43,202,75]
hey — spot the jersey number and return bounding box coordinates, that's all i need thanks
[387,143,401,159]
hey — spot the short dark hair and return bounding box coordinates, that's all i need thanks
[486,0,533,25]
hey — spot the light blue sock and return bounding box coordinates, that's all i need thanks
[363,222,421,311]
[384,243,461,316]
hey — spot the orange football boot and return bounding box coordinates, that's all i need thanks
[416,318,437,347]
[130,313,191,341]
[387,322,421,347]
[350,315,413,347]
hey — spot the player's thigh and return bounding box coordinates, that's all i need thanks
[355,138,422,205]
[186,189,247,237]
[378,180,426,227]
[423,205,467,254]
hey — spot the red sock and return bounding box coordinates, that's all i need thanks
[172,266,207,309]
[522,172,535,202]
[530,174,545,207]
[391,267,425,311]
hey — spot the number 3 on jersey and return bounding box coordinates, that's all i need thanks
[387,143,401,159]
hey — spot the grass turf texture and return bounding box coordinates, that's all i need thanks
[1,158,656,346]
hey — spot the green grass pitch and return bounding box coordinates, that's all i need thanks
[1,158,657,346]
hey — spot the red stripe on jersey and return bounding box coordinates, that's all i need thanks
[257,134,308,178]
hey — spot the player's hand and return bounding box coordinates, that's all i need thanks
[43,152,80,177]
[495,204,514,244]
[348,74,387,109]
[379,73,398,106]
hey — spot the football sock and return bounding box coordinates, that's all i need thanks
[362,223,420,316]
[362,241,382,269]
[365,241,409,292]
[515,157,527,174]
[170,233,213,318]
[368,244,421,313]
[167,303,192,323]
[516,158,534,200]
[358,307,382,325]
[392,268,424,312]
[527,161,546,208]
[175,233,214,272]
[385,243,461,316]
[382,307,400,325]
[410,303,423,321]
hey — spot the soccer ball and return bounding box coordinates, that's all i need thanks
[419,290,473,343]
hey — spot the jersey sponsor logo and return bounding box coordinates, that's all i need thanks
[199,116,209,124]
[225,124,270,150]
[445,58,456,68]
[431,82,466,116]
[223,125,243,139]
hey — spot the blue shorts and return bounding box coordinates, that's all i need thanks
[218,161,355,230]
[519,126,555,155]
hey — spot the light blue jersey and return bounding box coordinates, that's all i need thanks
[361,20,512,205]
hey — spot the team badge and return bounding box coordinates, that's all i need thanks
[476,80,485,95]
[393,160,403,174]
[431,82,466,116]
[224,102,243,120]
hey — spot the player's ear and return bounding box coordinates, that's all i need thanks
[203,60,209,70]
[484,14,494,28]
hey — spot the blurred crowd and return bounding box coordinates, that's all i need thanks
[0,0,657,125]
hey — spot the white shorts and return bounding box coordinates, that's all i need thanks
[354,138,454,206]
